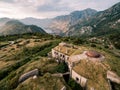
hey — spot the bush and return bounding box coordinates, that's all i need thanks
[56,62,68,73]
[104,45,109,48]
[68,78,83,90]
[0,57,30,80]
[90,44,96,47]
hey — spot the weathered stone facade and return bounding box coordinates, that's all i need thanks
[71,70,87,87]
[52,49,69,63]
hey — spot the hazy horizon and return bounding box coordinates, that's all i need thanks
[0,0,120,19]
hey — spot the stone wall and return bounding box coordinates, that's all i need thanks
[18,69,39,83]
[61,86,66,90]
[107,70,120,84]
[71,70,87,87]
[52,49,69,62]
[52,49,56,58]
[108,80,112,90]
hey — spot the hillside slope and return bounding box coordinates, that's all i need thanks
[66,2,120,36]
[0,20,46,36]
[0,18,11,27]
[0,34,120,90]
[0,34,73,90]
[48,8,97,35]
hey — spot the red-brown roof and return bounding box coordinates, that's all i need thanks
[86,50,100,58]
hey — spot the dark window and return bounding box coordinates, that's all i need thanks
[54,52,58,55]
[76,77,79,81]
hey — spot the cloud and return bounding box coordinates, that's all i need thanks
[59,0,120,11]
[0,0,119,19]
[37,2,72,12]
[1,0,14,3]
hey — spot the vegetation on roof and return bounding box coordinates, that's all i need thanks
[73,60,110,90]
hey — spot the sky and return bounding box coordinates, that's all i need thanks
[0,0,120,19]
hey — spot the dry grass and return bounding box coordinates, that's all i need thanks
[71,46,88,55]
[73,60,110,90]
[54,45,76,56]
[53,45,88,56]
[15,57,68,90]
[0,39,52,68]
[0,61,15,69]
[0,42,9,45]
[15,73,66,90]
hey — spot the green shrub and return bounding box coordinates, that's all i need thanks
[56,62,68,73]
[104,45,109,48]
[0,57,30,80]
[68,78,83,90]
[90,44,96,47]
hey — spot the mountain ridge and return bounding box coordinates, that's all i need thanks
[19,8,97,35]
[0,2,120,36]
[0,20,46,36]
[65,2,120,36]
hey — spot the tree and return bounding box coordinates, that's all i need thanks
[56,62,68,73]
[68,78,83,90]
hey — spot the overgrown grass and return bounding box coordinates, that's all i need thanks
[0,58,58,90]
[0,39,61,90]
[0,57,30,80]
[11,40,60,60]
[0,42,9,48]
[68,78,83,90]
[15,73,68,90]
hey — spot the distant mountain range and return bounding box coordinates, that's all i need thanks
[0,2,120,36]
[21,2,120,36]
[20,8,97,35]
[0,20,46,36]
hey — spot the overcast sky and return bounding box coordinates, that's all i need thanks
[0,0,119,19]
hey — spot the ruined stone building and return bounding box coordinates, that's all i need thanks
[51,42,120,90]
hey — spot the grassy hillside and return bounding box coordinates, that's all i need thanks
[0,20,46,36]
[0,33,65,90]
[0,33,120,90]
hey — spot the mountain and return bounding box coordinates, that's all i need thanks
[0,20,46,36]
[0,18,11,27]
[20,17,52,33]
[20,17,52,28]
[24,2,119,37]
[20,8,97,35]
[66,2,120,36]
[1,2,119,37]
[48,8,97,35]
